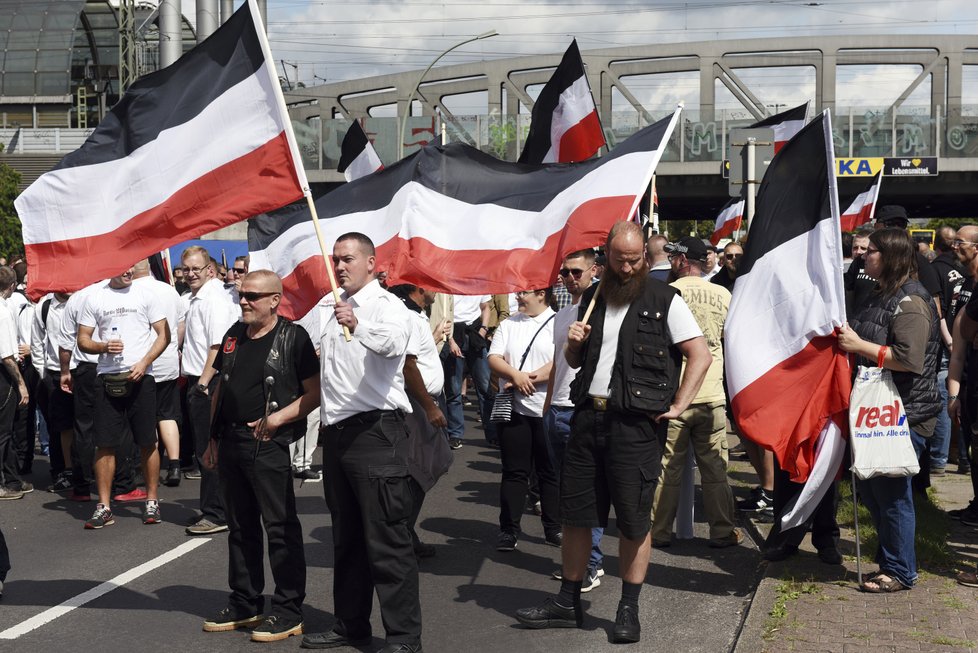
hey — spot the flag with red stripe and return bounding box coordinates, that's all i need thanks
[250,107,681,321]
[840,171,883,232]
[337,120,384,182]
[724,110,851,528]
[751,102,809,153]
[518,39,605,164]
[710,197,744,245]
[15,0,305,300]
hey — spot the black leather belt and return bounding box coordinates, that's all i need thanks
[326,408,400,430]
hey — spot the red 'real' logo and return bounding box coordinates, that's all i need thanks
[223,337,237,354]
[854,400,907,428]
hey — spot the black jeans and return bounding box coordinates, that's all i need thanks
[498,412,559,537]
[187,376,225,524]
[0,523,8,583]
[764,458,840,552]
[13,361,38,474]
[219,429,305,621]
[0,375,21,489]
[323,410,421,645]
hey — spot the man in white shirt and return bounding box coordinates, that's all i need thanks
[444,293,492,448]
[390,283,452,560]
[516,222,711,645]
[132,260,185,488]
[301,233,422,653]
[31,293,74,492]
[541,249,605,591]
[0,266,29,496]
[181,246,238,535]
[77,266,170,529]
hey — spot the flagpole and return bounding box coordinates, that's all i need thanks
[624,104,683,222]
[247,0,350,341]
[849,442,863,586]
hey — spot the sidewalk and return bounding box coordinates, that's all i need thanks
[731,457,978,653]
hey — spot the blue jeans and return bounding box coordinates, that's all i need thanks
[543,404,604,570]
[857,429,925,588]
[443,337,495,442]
[929,361,951,469]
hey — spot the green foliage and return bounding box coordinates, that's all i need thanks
[925,218,974,231]
[664,219,716,240]
[0,145,23,259]
[487,118,518,160]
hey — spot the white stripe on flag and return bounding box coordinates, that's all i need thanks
[724,219,846,397]
[773,118,806,145]
[544,74,598,163]
[20,60,285,246]
[344,145,383,182]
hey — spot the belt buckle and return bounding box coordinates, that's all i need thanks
[592,396,608,411]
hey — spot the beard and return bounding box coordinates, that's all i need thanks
[603,263,648,307]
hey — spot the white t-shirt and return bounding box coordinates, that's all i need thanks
[133,276,183,382]
[0,306,17,361]
[79,283,167,375]
[182,278,238,377]
[489,308,556,417]
[60,281,106,367]
[551,302,581,408]
[453,294,490,324]
[0,298,19,361]
[406,309,444,396]
[588,295,702,398]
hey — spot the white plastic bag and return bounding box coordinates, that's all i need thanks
[849,365,920,480]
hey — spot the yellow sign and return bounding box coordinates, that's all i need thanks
[835,158,884,177]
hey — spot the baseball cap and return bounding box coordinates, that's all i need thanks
[664,236,710,262]
[875,205,909,228]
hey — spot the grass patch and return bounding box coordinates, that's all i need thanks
[836,479,955,569]
[931,635,977,647]
[763,577,820,641]
[941,594,967,610]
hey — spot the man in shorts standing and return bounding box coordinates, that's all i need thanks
[77,266,170,528]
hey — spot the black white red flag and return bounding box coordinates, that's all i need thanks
[15,0,305,300]
[840,171,883,232]
[250,107,682,322]
[710,197,744,245]
[337,120,384,182]
[751,102,809,153]
[724,110,851,528]
[518,39,605,164]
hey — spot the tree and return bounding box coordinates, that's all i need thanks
[0,145,23,259]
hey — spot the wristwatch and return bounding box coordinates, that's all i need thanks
[196,383,208,393]
[948,394,958,402]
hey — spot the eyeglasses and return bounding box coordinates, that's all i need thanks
[953,239,977,248]
[515,290,542,297]
[865,247,880,255]
[180,265,212,275]
[232,267,246,274]
[559,268,585,278]
[240,291,278,302]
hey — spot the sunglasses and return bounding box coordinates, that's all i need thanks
[240,291,278,302]
[232,267,246,274]
[559,268,585,278]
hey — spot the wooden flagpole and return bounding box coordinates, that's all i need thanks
[581,279,602,325]
[305,194,351,342]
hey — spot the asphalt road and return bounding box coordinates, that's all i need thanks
[0,410,763,653]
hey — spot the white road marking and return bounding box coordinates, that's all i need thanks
[0,538,210,640]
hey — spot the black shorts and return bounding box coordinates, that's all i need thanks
[155,379,181,422]
[39,373,74,434]
[560,406,664,541]
[94,375,158,449]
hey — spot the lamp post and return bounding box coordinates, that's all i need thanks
[398,30,498,158]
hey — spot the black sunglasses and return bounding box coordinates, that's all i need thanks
[240,291,278,302]
[559,268,585,278]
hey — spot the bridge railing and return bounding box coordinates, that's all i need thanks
[293,105,978,171]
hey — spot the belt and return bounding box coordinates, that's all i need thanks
[326,408,400,430]
[589,396,609,412]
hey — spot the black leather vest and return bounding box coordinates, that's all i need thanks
[570,280,683,414]
[849,279,941,429]
[211,318,304,443]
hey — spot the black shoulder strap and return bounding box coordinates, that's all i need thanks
[41,299,52,326]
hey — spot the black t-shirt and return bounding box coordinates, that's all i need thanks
[915,251,942,298]
[213,320,319,423]
[710,267,735,291]
[930,252,965,332]
[844,255,877,312]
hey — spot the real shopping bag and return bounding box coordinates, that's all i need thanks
[849,365,920,480]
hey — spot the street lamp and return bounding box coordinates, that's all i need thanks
[398,30,498,158]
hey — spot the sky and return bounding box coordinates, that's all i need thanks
[226,0,978,114]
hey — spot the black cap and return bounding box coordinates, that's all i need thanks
[664,236,710,263]
[875,205,909,228]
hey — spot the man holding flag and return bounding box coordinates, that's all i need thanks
[515,221,710,644]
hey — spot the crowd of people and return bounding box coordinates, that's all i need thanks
[0,207,976,649]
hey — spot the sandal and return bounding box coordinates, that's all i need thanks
[860,573,909,593]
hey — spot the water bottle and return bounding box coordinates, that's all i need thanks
[108,326,123,365]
